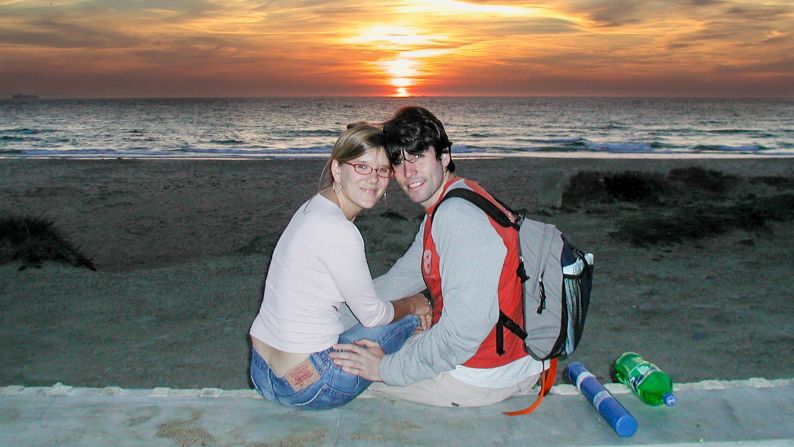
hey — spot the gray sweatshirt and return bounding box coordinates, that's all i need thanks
[375,181,508,386]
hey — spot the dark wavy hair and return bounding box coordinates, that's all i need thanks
[381,106,455,173]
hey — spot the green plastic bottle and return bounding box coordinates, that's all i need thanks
[614,352,677,407]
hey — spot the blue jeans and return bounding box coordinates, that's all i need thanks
[250,315,418,410]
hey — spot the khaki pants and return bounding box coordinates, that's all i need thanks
[368,371,540,408]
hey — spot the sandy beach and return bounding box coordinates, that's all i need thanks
[1,157,793,391]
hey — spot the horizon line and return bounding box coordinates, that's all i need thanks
[3,94,793,101]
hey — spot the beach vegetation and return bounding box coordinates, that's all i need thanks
[668,167,737,194]
[604,171,668,203]
[0,215,96,271]
[614,193,794,246]
[749,175,794,191]
[563,170,668,207]
[562,167,794,246]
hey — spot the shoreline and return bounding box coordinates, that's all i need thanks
[1,157,793,389]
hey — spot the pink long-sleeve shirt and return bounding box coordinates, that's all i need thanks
[249,194,394,353]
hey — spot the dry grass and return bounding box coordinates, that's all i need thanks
[562,167,794,246]
[0,215,96,271]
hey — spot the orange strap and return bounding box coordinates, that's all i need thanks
[503,358,558,416]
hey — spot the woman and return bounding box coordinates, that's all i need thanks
[249,123,431,410]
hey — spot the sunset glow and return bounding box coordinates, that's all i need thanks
[381,57,417,96]
[345,25,444,48]
[395,0,545,18]
[0,1,792,98]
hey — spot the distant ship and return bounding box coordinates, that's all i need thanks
[11,94,39,100]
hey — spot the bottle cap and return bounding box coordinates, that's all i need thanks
[663,393,677,407]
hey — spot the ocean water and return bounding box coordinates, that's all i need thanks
[1,97,792,158]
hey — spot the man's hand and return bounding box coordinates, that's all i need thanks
[330,339,385,382]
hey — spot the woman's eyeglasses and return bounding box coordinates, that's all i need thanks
[344,162,393,178]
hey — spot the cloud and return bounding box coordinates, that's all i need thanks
[580,0,646,26]
[131,36,239,67]
[714,57,794,75]
[72,0,219,19]
[724,3,792,21]
[667,42,694,50]
[0,19,141,48]
[553,0,689,27]
[758,31,791,45]
[687,0,725,6]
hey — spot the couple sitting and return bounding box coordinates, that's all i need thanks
[249,106,545,410]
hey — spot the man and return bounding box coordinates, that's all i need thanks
[330,106,544,407]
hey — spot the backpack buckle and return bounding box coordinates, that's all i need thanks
[516,257,529,283]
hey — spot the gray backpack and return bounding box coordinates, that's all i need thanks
[436,188,594,362]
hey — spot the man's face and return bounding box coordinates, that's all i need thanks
[392,147,450,208]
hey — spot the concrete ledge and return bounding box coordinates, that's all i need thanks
[3,377,789,398]
[1,379,792,446]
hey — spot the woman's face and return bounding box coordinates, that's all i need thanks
[332,148,391,217]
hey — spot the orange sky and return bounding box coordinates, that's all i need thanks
[1,0,792,98]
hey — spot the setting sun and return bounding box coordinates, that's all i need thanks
[382,58,418,79]
[346,25,444,96]
[381,58,419,96]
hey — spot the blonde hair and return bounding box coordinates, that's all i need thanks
[319,122,385,190]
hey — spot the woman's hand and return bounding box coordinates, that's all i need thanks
[407,293,433,331]
[390,293,433,330]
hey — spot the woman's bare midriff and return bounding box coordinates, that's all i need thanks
[251,336,311,377]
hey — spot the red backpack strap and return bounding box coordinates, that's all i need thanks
[503,358,558,416]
